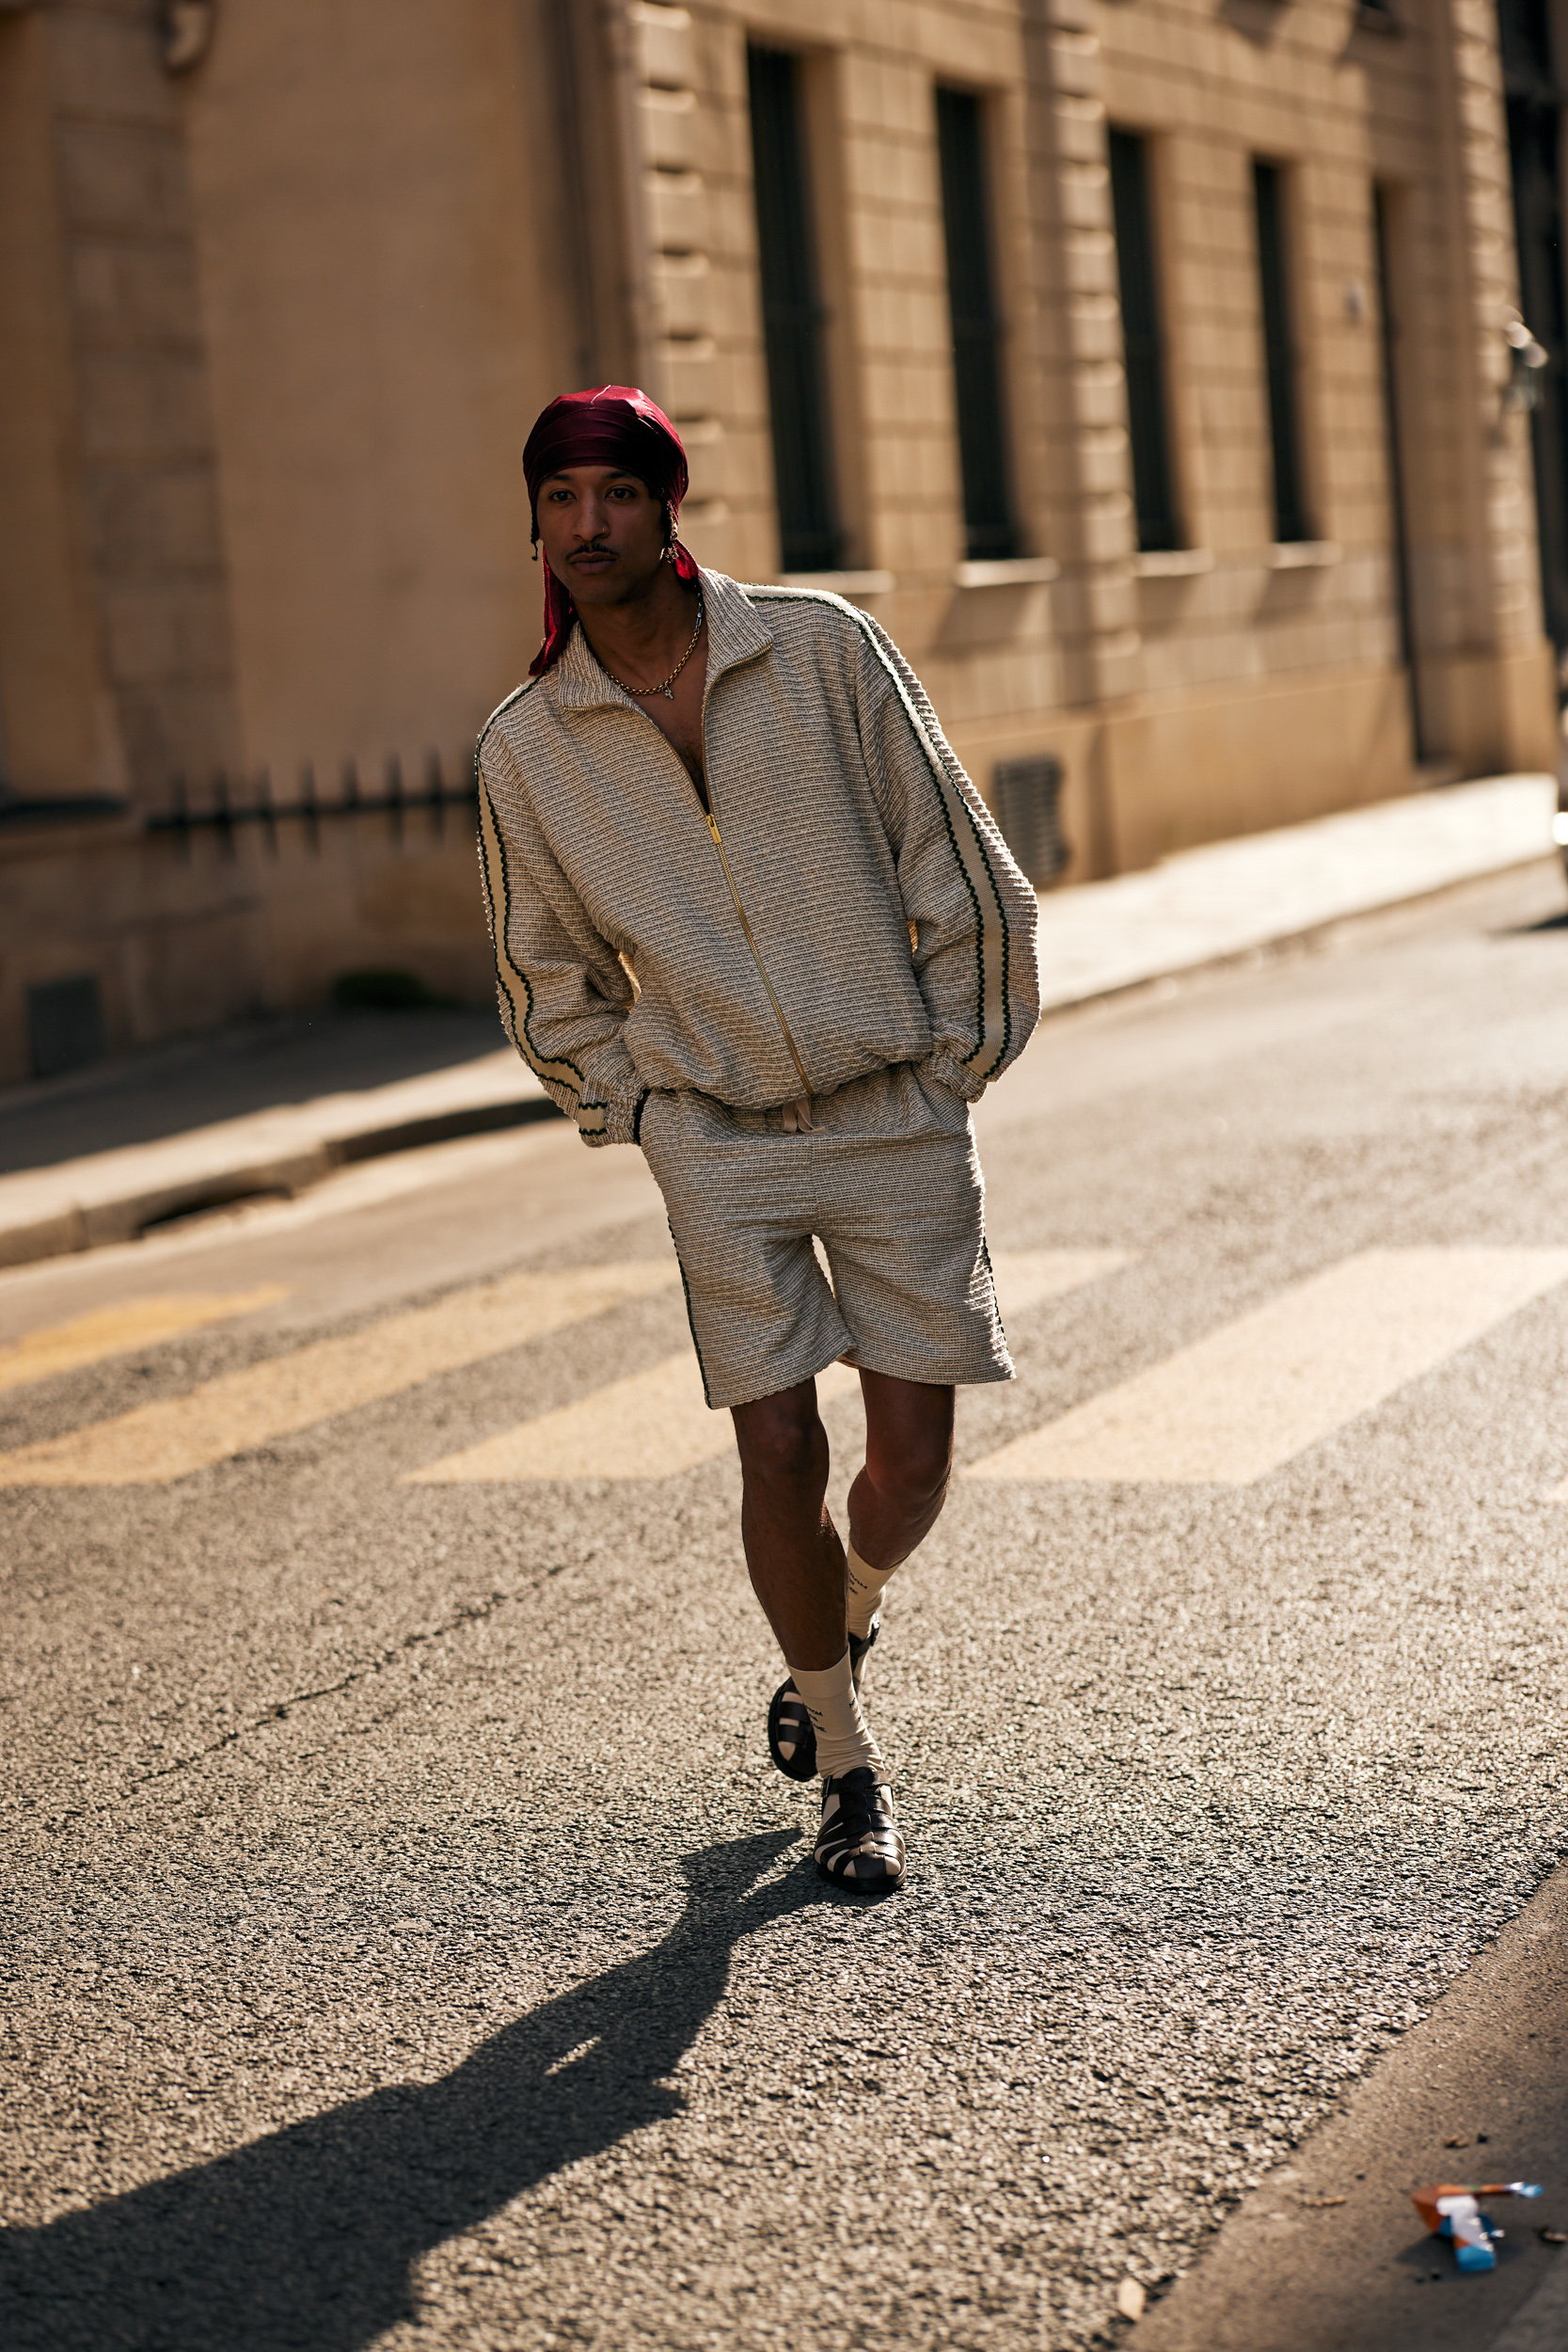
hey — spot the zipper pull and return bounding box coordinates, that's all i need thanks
[705,811,722,846]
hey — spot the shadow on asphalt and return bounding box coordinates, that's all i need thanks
[0,1829,822,2350]
[0,1008,509,1178]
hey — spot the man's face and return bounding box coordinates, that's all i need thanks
[534,466,665,607]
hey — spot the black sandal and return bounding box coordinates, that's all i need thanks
[766,1618,879,1782]
[815,1766,906,1888]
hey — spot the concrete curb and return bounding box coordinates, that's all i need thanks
[1,775,1560,1277]
[1027,771,1560,1011]
[0,1062,557,1273]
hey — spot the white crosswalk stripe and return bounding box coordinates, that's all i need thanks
[405,1250,1129,1484]
[406,1356,860,1483]
[990,1248,1132,1315]
[966,1247,1568,1486]
[14,1244,1555,1497]
[0,1289,286,1393]
[0,1263,676,1487]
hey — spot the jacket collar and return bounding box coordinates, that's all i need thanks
[548,566,774,714]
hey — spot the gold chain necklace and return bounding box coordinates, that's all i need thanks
[591,592,705,703]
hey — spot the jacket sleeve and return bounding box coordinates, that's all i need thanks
[852,611,1041,1099]
[476,721,647,1147]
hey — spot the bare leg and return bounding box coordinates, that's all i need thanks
[731,1378,847,1670]
[847,1370,955,1573]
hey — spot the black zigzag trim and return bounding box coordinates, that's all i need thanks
[473,770,522,1061]
[874,635,1012,1077]
[475,693,603,1120]
[476,771,588,1112]
[979,1232,1007,1351]
[668,1219,713,1408]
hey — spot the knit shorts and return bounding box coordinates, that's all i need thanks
[638,1062,1014,1409]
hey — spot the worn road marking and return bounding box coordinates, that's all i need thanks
[989,1248,1132,1313]
[0,1288,287,1394]
[408,1357,861,1484]
[0,1263,677,1486]
[407,1251,1128,1485]
[966,1247,1568,1486]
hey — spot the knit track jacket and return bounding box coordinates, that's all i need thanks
[475,569,1042,1145]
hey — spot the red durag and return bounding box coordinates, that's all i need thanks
[522,385,699,676]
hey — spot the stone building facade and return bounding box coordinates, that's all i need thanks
[0,0,1558,1083]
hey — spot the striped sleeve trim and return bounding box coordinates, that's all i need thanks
[747,587,1014,1083]
[474,691,607,1140]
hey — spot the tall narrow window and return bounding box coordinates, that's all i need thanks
[1107,129,1180,552]
[936,87,1016,561]
[747,45,839,573]
[1500,0,1568,648]
[1253,161,1311,545]
[1372,185,1423,755]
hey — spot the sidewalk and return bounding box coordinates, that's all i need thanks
[1032,769,1560,1005]
[0,1015,550,1269]
[1,773,1559,1272]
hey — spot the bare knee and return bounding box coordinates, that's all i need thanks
[733,1389,828,1498]
[863,1433,952,1518]
[861,1383,955,1517]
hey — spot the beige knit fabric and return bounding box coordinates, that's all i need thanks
[640,1064,1011,1408]
[475,570,1041,1144]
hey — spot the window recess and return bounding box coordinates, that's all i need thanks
[747,44,841,573]
[1107,129,1182,554]
[935,87,1017,563]
[1253,160,1313,546]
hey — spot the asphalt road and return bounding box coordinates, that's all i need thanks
[3,860,1568,2352]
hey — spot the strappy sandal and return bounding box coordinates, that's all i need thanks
[766,1617,879,1782]
[815,1767,906,1888]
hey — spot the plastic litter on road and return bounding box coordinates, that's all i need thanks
[1411,2181,1544,2272]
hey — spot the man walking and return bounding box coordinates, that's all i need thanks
[478,387,1040,1889]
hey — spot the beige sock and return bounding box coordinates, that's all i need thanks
[846,1542,894,1640]
[790,1650,882,1780]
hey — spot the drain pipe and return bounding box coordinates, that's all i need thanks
[600,0,661,401]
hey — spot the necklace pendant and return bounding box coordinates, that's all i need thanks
[662,684,675,700]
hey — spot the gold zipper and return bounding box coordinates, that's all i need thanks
[703,807,813,1097]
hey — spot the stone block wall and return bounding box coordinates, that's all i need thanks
[0,0,1557,1080]
[37,0,240,797]
[0,789,496,1087]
